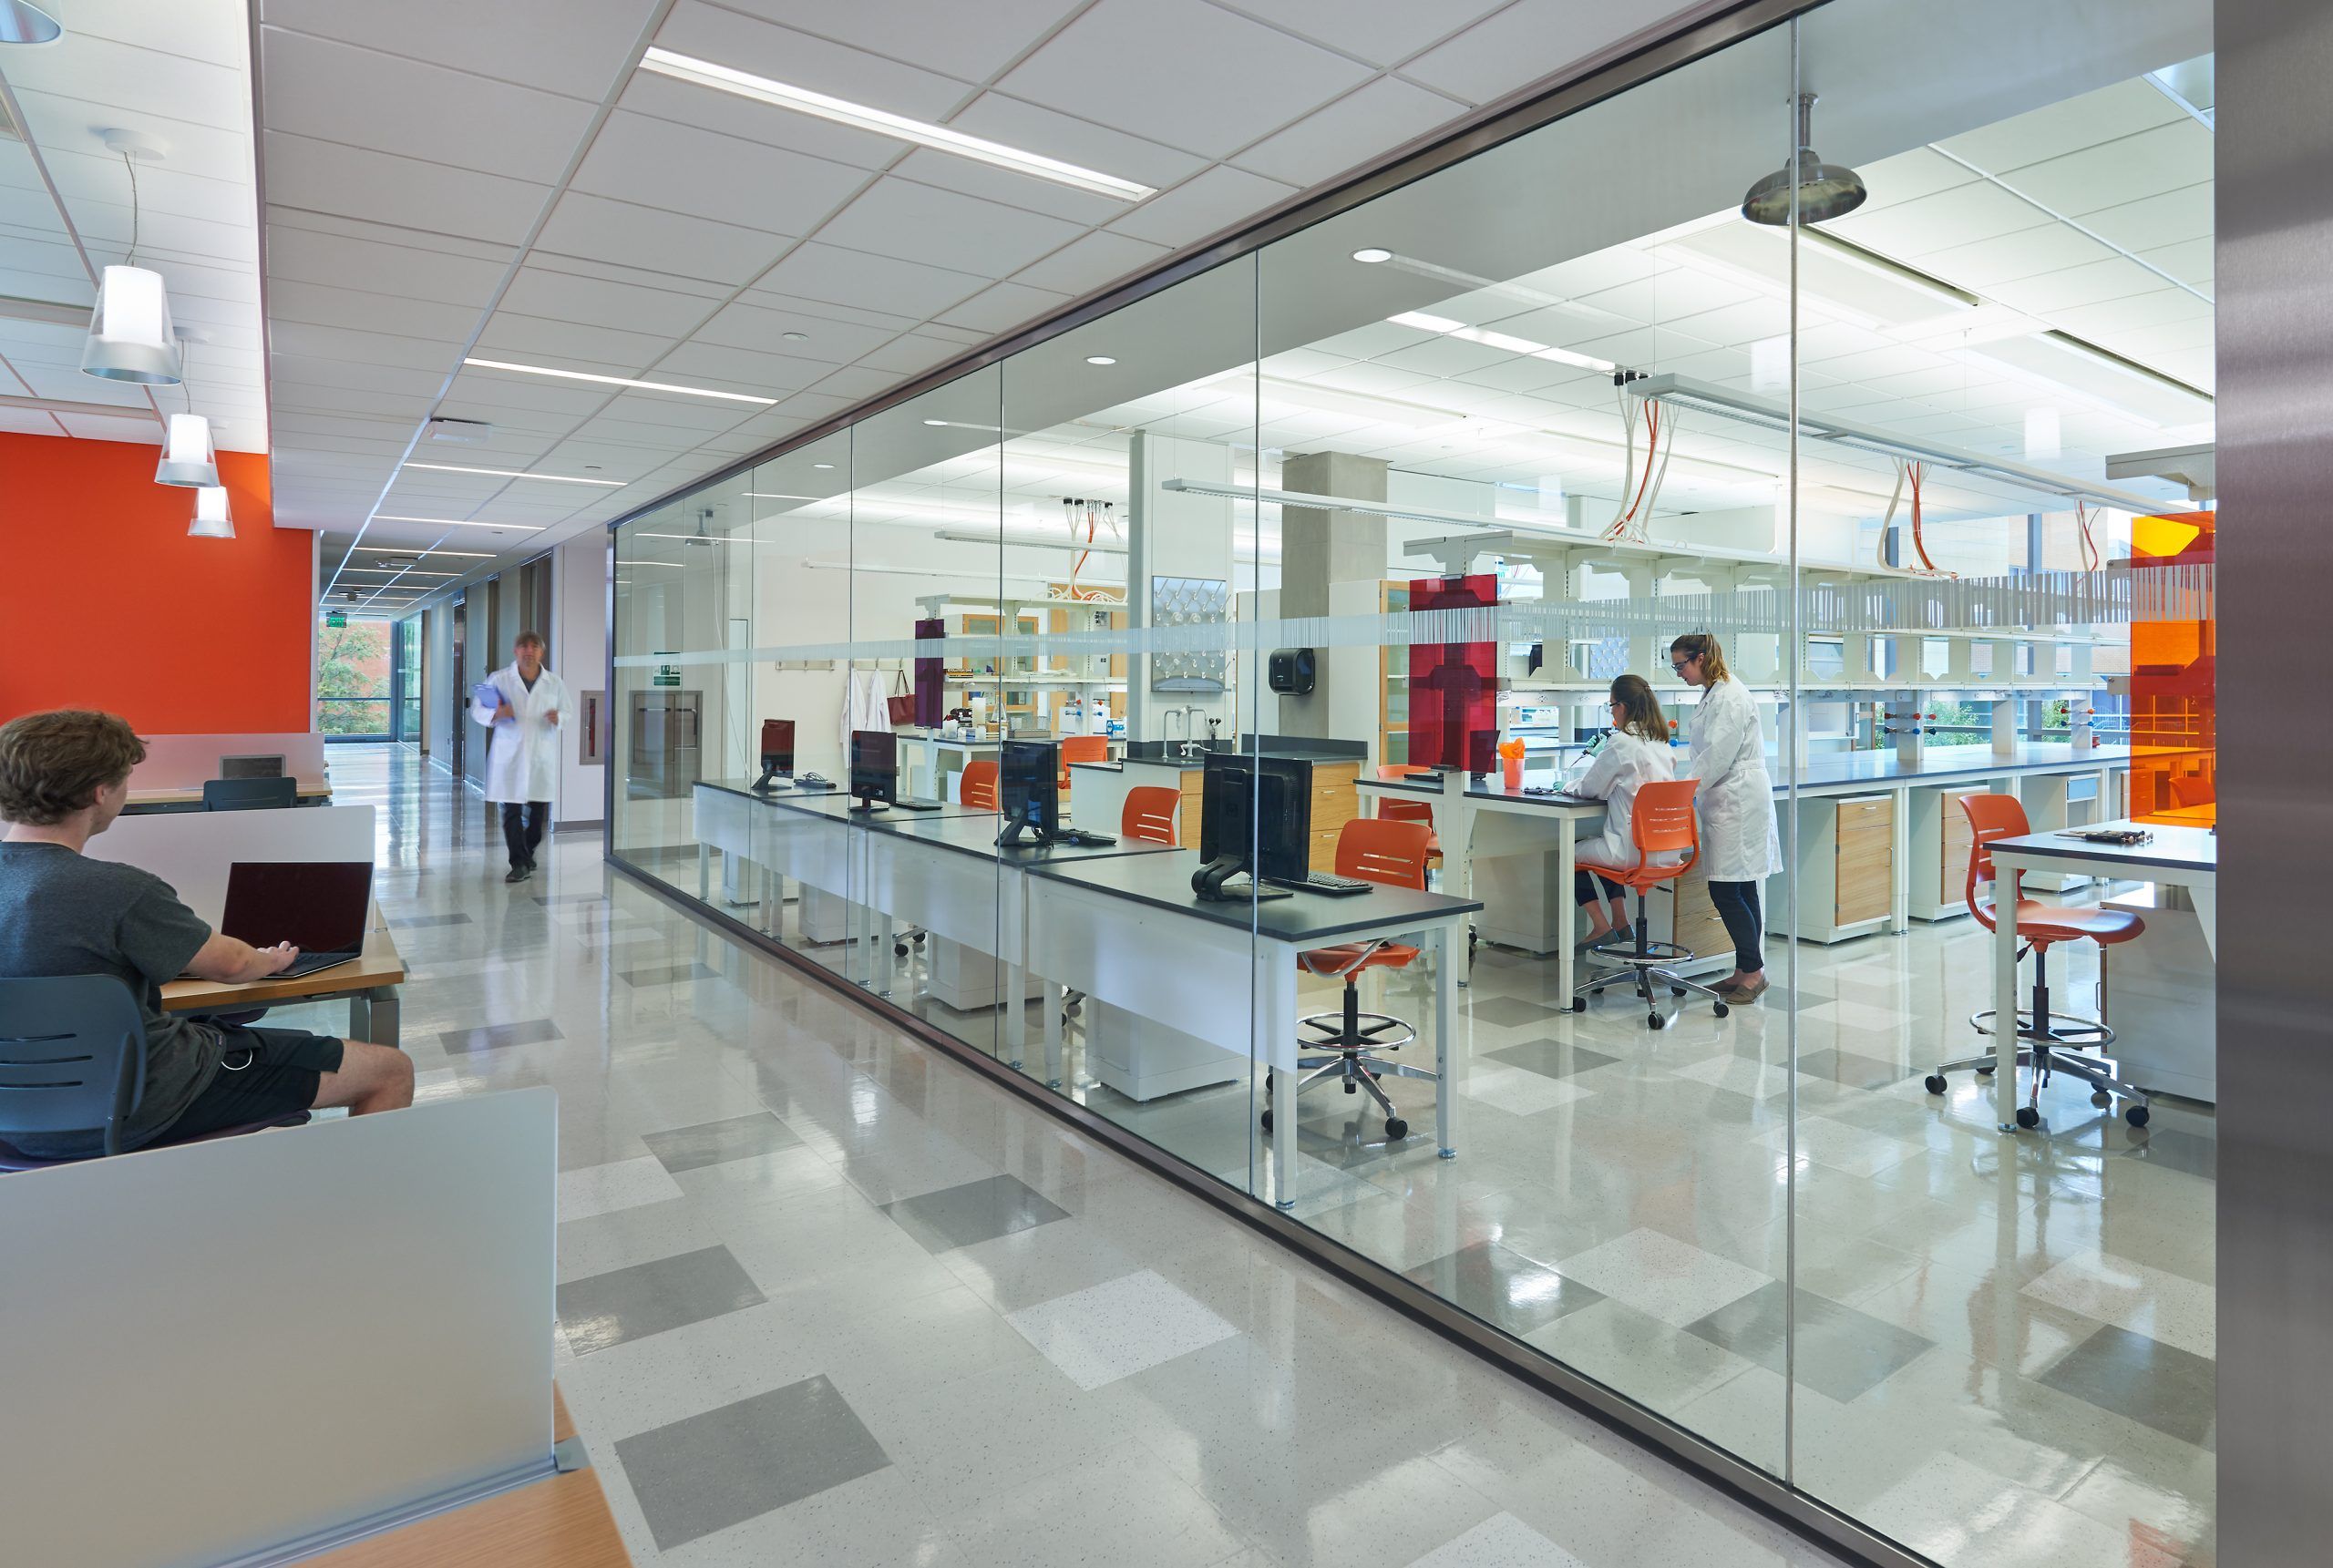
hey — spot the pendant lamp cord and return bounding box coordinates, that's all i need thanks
[121,149,140,268]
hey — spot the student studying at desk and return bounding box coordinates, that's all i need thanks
[0,711,412,1159]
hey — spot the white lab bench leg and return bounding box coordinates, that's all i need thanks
[1890,784,1910,934]
[1043,982,1064,1088]
[879,915,895,996]
[697,841,710,902]
[1005,955,1026,1070]
[1557,815,1576,1003]
[1435,923,1457,1161]
[1261,958,1298,1210]
[2190,885,2216,957]
[1454,797,1474,989]
[1995,866,2022,1132]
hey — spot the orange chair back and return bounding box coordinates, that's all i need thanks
[1959,792,2031,920]
[1335,818,1432,890]
[1122,785,1180,845]
[961,759,999,811]
[1059,735,1109,789]
[2167,774,2215,808]
[1629,778,1701,865]
[1372,765,1438,835]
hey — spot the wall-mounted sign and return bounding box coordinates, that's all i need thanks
[652,652,680,688]
[579,691,608,765]
[325,611,348,629]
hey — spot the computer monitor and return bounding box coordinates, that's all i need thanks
[996,739,1060,847]
[754,719,796,791]
[848,730,897,812]
[1192,753,1310,899]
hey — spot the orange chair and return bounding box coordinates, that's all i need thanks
[1058,734,1109,793]
[1261,818,1438,1143]
[1924,794,2151,1127]
[1567,778,1730,1029]
[2167,774,2215,809]
[960,759,999,811]
[1372,764,1442,861]
[1122,785,1181,845]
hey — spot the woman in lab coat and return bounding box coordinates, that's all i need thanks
[1572,674,1680,947]
[471,631,570,884]
[1671,632,1782,1002]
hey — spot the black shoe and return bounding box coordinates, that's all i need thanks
[505,865,530,884]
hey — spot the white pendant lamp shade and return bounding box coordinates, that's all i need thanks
[0,4,63,46]
[155,412,217,487]
[80,265,181,384]
[188,484,234,538]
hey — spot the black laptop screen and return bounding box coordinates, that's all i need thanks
[220,862,374,955]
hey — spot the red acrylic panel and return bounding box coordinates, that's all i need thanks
[1408,573,1500,774]
[2127,510,2215,824]
[913,617,946,728]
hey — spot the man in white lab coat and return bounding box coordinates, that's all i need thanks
[471,631,570,884]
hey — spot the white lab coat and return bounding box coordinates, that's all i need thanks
[1574,729,1683,872]
[470,662,570,804]
[840,669,893,752]
[1680,674,1782,882]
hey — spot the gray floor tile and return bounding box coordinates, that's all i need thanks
[534,892,611,906]
[622,960,719,988]
[613,1374,890,1552]
[2037,1324,2217,1448]
[882,1173,1070,1254]
[2122,1127,2216,1181]
[1685,1281,1936,1402]
[1791,1048,1914,1090]
[388,911,474,929]
[1465,995,1567,1030]
[1404,1241,1606,1337]
[1484,1042,1620,1081]
[557,1245,767,1355]
[642,1112,804,1173]
[437,1017,563,1054]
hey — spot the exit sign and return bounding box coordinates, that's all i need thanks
[325,611,347,628]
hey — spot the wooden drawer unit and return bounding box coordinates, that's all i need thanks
[1310,761,1360,872]
[1176,768,1204,849]
[1939,805,1976,907]
[1834,792,1894,927]
[1671,864,1734,964]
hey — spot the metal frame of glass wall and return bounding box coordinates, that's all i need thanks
[601,2,2226,1563]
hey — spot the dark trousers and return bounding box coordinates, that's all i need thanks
[1706,878,1763,973]
[501,801,550,868]
[1573,869,1625,907]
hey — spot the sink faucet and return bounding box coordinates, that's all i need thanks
[1172,705,1208,760]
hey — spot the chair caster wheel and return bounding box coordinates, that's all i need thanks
[1064,999,1082,1016]
[1259,1109,1274,1132]
[893,944,909,958]
[1976,1063,1997,1076]
[1385,1117,1408,1140]
[2124,1104,2150,1128]
[2015,1106,2040,1129]
[1671,985,1687,998]
[1924,1074,1948,1095]
[1647,1012,1666,1030]
[1712,1002,1730,1020]
[2091,1090,2112,1108]
[1570,997,1587,1013]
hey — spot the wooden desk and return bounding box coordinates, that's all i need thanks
[309,1389,632,1568]
[161,920,406,1048]
[124,778,333,814]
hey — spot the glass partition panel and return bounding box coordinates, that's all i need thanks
[1789,3,2216,1564]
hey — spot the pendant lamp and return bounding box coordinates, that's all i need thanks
[156,411,217,487]
[0,4,62,46]
[188,484,234,538]
[81,263,181,384]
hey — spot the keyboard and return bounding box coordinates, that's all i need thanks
[1055,829,1116,847]
[893,797,946,812]
[1269,871,1374,897]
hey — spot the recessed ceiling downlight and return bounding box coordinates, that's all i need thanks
[1084,355,1116,365]
[1351,248,1393,264]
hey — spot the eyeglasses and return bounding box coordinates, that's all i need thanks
[1670,657,1695,671]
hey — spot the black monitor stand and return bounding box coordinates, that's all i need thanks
[848,791,888,815]
[752,756,792,792]
[1191,854,1290,902]
[995,802,1052,848]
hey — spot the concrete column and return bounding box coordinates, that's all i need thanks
[1279,450,1388,740]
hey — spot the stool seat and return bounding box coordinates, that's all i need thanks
[1977,899,2146,946]
[1300,941,1418,977]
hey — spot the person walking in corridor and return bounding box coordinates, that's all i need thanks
[472,630,569,884]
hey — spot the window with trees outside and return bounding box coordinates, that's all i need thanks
[316,617,391,738]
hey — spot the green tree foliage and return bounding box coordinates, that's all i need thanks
[316,619,390,735]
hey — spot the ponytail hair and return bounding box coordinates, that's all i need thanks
[1608,673,1669,744]
[1669,631,1731,684]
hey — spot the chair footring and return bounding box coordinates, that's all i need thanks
[1582,939,1693,968]
[1968,1008,2114,1048]
[1296,1009,1416,1052]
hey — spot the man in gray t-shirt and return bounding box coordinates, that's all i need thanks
[0,710,413,1158]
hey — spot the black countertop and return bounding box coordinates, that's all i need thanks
[879,812,1180,868]
[1030,849,1479,943]
[696,777,995,823]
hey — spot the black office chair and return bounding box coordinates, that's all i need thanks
[0,975,307,1170]
[202,776,297,811]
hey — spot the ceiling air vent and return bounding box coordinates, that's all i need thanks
[425,417,493,444]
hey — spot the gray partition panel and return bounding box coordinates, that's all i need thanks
[0,1091,556,1568]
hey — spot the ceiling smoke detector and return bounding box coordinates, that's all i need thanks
[426,417,494,444]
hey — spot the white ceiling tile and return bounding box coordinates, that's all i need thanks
[1,36,246,135]
[265,217,512,308]
[996,0,1372,159]
[498,265,719,340]
[942,91,1208,193]
[706,0,1086,83]
[807,364,909,403]
[653,1,972,117]
[854,333,966,377]
[1987,257,2173,316]
[533,190,794,285]
[52,412,167,444]
[257,26,600,183]
[1213,0,1508,68]
[882,147,1129,228]
[1231,76,1467,189]
[257,0,659,100]
[1012,230,1170,296]
[935,279,1071,335]
[1829,179,2053,259]
[1847,147,1983,215]
[1915,225,2118,292]
[2004,120,2215,220]
[753,241,988,319]
[272,320,465,374]
[2049,289,2210,340]
[1938,79,2184,177]
[266,278,480,342]
[569,109,869,234]
[815,176,1086,277]
[611,72,907,174]
[1111,164,1298,247]
[473,311,682,371]
[648,341,831,394]
[2135,237,2212,291]
[1399,0,1647,106]
[690,298,894,363]
[0,405,68,436]
[262,133,551,247]
[2079,183,2213,253]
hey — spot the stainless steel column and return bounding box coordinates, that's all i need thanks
[2218,4,2333,1558]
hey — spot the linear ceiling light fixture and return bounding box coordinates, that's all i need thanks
[374,515,545,531]
[351,545,493,558]
[637,47,1156,202]
[401,461,626,487]
[461,356,776,405]
[1385,311,1618,374]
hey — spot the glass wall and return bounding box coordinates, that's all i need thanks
[394,614,423,745]
[317,615,392,739]
[609,2,2215,1562]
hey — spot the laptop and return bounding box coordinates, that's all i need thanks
[219,753,286,780]
[219,862,375,979]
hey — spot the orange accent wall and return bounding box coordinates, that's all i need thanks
[2128,508,2215,824]
[0,435,313,733]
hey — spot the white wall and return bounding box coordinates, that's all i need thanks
[551,533,606,824]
